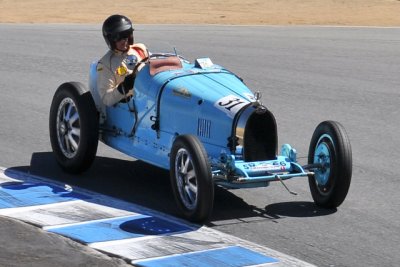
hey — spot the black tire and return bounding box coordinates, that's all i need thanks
[308,121,352,208]
[170,135,214,222]
[49,82,99,174]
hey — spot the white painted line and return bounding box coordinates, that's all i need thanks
[0,171,22,183]
[89,235,161,249]
[0,199,83,216]
[34,201,138,228]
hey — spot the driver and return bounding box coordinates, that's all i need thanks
[97,14,149,106]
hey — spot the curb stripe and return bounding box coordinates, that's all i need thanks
[47,214,192,243]
[0,182,89,208]
[43,214,141,230]
[0,168,316,266]
[0,200,137,227]
[0,199,82,215]
[133,245,278,267]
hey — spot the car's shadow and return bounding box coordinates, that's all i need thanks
[209,188,336,225]
[8,152,336,225]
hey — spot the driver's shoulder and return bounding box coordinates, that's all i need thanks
[98,50,124,71]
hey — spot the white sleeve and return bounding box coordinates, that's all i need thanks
[96,62,124,106]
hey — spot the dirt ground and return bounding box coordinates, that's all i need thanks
[1,0,400,26]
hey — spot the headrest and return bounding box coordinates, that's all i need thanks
[149,56,182,76]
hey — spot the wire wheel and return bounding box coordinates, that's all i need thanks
[56,97,81,159]
[175,148,199,210]
[170,135,214,222]
[49,82,99,173]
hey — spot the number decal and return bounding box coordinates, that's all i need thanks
[214,95,250,118]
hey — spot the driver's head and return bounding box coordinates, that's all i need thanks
[102,14,134,52]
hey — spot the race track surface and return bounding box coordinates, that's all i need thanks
[0,24,399,266]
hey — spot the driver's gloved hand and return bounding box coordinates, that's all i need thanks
[123,73,135,90]
[117,73,135,95]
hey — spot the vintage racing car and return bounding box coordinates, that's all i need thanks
[49,53,352,222]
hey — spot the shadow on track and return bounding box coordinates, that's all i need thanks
[209,190,337,224]
[264,201,336,218]
[9,152,178,216]
[7,152,336,224]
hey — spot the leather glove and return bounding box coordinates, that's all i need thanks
[123,73,135,90]
[117,73,135,95]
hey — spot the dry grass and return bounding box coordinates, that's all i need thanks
[1,0,400,26]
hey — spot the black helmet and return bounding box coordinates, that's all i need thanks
[102,14,134,50]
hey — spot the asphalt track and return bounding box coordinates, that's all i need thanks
[0,24,400,266]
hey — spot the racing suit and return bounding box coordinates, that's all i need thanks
[96,43,149,106]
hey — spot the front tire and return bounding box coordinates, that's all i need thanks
[170,135,214,222]
[308,121,352,208]
[49,82,99,174]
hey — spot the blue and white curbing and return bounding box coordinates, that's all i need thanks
[0,167,315,267]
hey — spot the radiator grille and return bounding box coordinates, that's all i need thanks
[197,118,211,138]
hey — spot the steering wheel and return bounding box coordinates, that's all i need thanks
[132,56,149,74]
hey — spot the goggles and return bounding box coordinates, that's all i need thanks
[112,30,133,41]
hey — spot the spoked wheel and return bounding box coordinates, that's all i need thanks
[308,121,352,208]
[49,82,99,174]
[170,135,214,222]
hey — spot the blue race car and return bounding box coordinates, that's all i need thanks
[49,53,352,222]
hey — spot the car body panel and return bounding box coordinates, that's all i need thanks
[97,59,253,169]
[89,55,309,184]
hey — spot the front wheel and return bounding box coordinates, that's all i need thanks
[308,121,352,208]
[170,135,214,222]
[49,82,99,174]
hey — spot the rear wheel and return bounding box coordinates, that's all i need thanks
[308,121,352,208]
[49,82,99,173]
[170,135,214,222]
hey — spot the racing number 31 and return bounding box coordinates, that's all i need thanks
[215,95,249,117]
